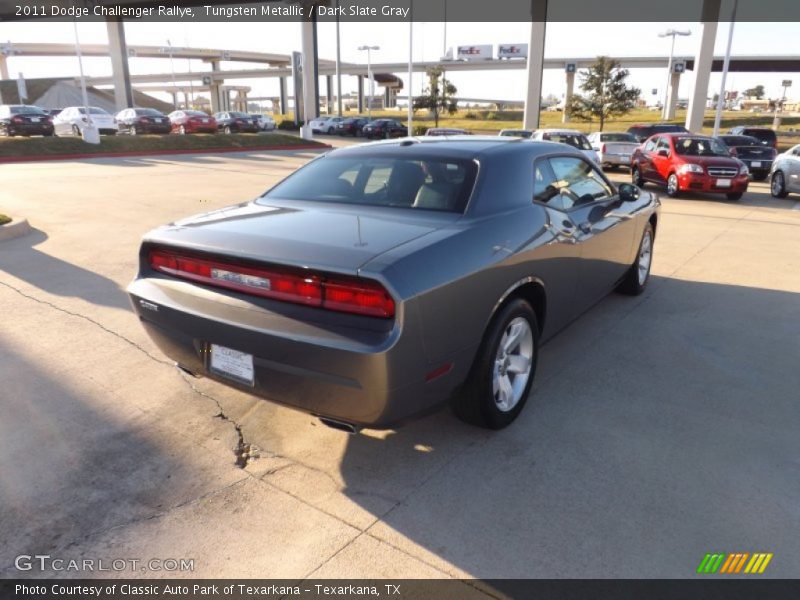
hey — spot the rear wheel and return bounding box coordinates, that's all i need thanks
[771,171,788,198]
[666,173,680,197]
[632,164,644,187]
[617,223,654,296]
[130,126,138,136]
[453,299,538,430]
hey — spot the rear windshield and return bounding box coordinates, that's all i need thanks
[185,111,208,117]
[135,108,163,116]
[674,137,729,157]
[601,133,636,142]
[78,107,110,115]
[542,133,592,151]
[743,129,776,142]
[10,105,46,115]
[655,125,688,133]
[229,112,248,118]
[720,135,760,146]
[501,130,533,138]
[261,155,477,213]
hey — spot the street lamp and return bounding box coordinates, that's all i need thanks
[658,29,691,120]
[358,45,379,119]
[167,39,177,110]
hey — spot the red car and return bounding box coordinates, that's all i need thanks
[631,133,749,200]
[168,110,217,135]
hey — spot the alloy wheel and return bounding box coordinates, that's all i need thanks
[637,230,653,286]
[771,172,785,197]
[492,317,534,413]
[667,174,679,196]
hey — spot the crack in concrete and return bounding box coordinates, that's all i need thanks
[0,279,255,469]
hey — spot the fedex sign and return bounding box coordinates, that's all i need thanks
[457,45,492,61]
[497,44,528,59]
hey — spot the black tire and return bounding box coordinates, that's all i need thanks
[726,192,743,201]
[616,222,654,296]
[453,298,539,430]
[632,164,644,187]
[771,171,788,198]
[666,173,680,197]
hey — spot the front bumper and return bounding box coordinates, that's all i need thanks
[677,172,749,194]
[128,277,468,428]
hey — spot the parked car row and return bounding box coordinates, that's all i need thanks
[0,103,278,138]
[308,115,409,139]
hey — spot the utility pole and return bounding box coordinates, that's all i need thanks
[658,29,691,121]
[713,0,737,137]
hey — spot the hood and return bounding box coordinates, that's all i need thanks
[143,201,459,275]
[678,154,741,168]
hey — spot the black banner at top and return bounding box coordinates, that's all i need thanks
[3,0,800,22]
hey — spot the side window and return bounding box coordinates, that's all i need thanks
[548,156,614,210]
[656,137,670,153]
[533,159,560,207]
[643,137,657,153]
[363,163,393,194]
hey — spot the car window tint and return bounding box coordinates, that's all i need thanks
[643,138,657,153]
[656,137,670,152]
[548,156,613,210]
[533,159,560,207]
[264,156,476,212]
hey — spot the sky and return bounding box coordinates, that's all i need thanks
[1,20,799,108]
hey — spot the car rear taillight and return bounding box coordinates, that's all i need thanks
[148,249,395,318]
[140,117,151,123]
[12,116,23,123]
[601,144,606,153]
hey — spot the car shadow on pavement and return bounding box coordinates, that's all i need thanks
[0,342,229,578]
[324,275,800,578]
[0,228,132,312]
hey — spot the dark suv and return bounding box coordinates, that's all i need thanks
[727,126,777,149]
[627,123,689,143]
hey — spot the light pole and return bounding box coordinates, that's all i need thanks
[167,39,177,110]
[713,0,738,137]
[358,45,379,119]
[658,29,691,120]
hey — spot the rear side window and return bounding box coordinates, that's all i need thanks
[262,155,477,212]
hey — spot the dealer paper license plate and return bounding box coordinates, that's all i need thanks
[751,161,762,168]
[210,344,254,386]
[716,179,732,188]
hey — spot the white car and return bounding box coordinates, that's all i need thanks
[53,106,118,136]
[587,131,641,170]
[770,144,800,199]
[498,129,533,138]
[529,129,600,164]
[251,114,276,131]
[308,117,333,133]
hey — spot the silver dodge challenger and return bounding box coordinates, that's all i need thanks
[128,137,660,431]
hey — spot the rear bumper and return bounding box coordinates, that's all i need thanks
[8,123,54,135]
[140,124,172,134]
[600,153,633,166]
[127,277,469,428]
[677,173,749,194]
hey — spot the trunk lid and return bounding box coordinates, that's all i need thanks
[144,201,458,275]
[602,142,639,154]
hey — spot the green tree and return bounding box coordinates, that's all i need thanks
[566,56,640,131]
[412,67,457,127]
[744,85,765,99]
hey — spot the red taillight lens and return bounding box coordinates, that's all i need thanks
[12,116,23,123]
[140,117,151,123]
[148,249,394,318]
[601,144,606,153]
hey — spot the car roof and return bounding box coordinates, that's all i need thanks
[536,128,584,134]
[326,136,581,160]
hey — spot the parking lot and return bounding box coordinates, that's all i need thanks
[1,148,799,581]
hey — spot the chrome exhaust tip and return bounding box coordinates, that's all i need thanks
[319,417,361,435]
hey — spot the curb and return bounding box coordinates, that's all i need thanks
[0,217,32,242]
[0,143,330,164]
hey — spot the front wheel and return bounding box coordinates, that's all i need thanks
[453,299,539,430]
[616,222,654,296]
[771,171,788,198]
[632,165,644,187]
[666,173,680,197]
[130,126,138,136]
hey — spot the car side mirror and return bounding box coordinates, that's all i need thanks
[657,149,669,157]
[618,183,641,202]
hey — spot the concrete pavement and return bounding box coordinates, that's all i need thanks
[0,151,798,580]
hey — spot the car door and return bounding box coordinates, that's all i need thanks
[118,109,130,133]
[56,108,73,135]
[638,137,659,182]
[547,155,637,310]
[787,146,800,192]
[650,136,673,184]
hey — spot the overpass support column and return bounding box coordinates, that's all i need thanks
[0,55,8,80]
[562,70,575,123]
[357,76,364,113]
[105,18,134,111]
[523,2,547,130]
[685,0,720,132]
[300,17,318,138]
[665,72,681,120]
[278,77,287,115]
[209,60,223,114]
[326,75,333,113]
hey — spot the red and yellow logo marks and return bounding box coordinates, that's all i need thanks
[697,552,773,574]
